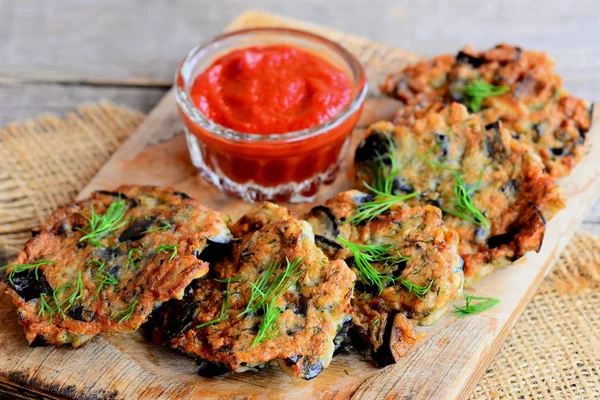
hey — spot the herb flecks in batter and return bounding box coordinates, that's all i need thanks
[112,299,138,323]
[400,279,434,301]
[372,137,400,194]
[38,294,55,324]
[78,199,128,247]
[453,294,499,317]
[127,248,142,270]
[464,79,509,112]
[154,244,178,261]
[1,259,54,285]
[197,277,241,328]
[420,154,490,228]
[348,184,420,225]
[337,236,408,293]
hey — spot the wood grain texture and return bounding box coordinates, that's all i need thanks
[2,9,600,400]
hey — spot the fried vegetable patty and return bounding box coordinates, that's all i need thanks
[2,185,232,347]
[381,44,593,177]
[305,190,464,364]
[353,104,565,285]
[146,204,355,380]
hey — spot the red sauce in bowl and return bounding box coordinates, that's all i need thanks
[176,29,367,202]
[190,45,353,134]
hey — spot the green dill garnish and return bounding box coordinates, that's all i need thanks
[142,223,171,234]
[464,79,509,112]
[87,259,105,270]
[54,271,84,318]
[127,248,142,270]
[154,244,178,261]
[197,276,243,328]
[344,369,350,376]
[453,294,500,317]
[78,199,128,247]
[371,137,400,194]
[267,239,277,245]
[400,279,434,301]
[347,183,420,225]
[252,302,283,346]
[239,257,305,318]
[1,259,54,285]
[38,294,55,324]
[370,317,380,327]
[112,299,138,323]
[337,235,408,293]
[420,153,490,228]
[95,270,118,296]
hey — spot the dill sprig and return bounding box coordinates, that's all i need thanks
[127,248,142,270]
[112,299,138,323]
[337,235,409,293]
[347,183,420,225]
[453,294,500,317]
[252,302,283,346]
[38,294,55,324]
[54,271,84,318]
[154,244,178,261]
[372,137,400,194]
[1,259,54,285]
[464,79,509,112]
[400,279,434,301]
[239,257,305,318]
[196,276,242,328]
[420,154,490,228]
[142,223,171,234]
[95,271,118,296]
[78,199,129,247]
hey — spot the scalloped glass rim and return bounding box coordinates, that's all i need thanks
[175,27,368,143]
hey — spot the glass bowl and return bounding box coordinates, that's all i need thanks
[175,27,367,203]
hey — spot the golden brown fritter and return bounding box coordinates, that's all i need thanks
[304,190,463,364]
[3,186,232,347]
[353,103,565,286]
[381,44,594,177]
[146,204,355,380]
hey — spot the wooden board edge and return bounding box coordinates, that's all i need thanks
[0,375,66,400]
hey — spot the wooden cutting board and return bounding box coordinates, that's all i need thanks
[1,10,599,400]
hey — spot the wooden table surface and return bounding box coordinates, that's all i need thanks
[1,0,599,234]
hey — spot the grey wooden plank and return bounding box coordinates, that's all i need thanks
[1,0,599,100]
[0,83,166,126]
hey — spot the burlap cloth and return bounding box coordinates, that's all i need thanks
[0,103,598,399]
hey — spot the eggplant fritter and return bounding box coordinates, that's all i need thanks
[304,190,464,364]
[353,103,565,286]
[146,205,355,380]
[381,44,594,177]
[2,185,232,347]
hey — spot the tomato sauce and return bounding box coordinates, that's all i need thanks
[190,45,352,134]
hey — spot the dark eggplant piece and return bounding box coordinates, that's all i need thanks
[57,222,71,236]
[31,228,41,237]
[355,131,394,166]
[197,359,230,378]
[483,121,506,159]
[314,235,343,258]
[435,133,449,157]
[551,147,566,157]
[193,239,233,265]
[500,180,519,195]
[174,191,192,200]
[29,336,49,347]
[95,190,128,199]
[5,269,53,302]
[487,232,516,249]
[455,51,484,68]
[144,285,196,344]
[333,316,353,356]
[393,177,414,194]
[309,205,340,238]
[351,192,375,205]
[371,314,396,367]
[286,358,324,380]
[118,217,155,242]
[67,305,94,322]
[98,245,122,260]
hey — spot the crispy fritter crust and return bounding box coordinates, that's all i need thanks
[381,44,593,177]
[353,104,565,285]
[4,185,232,347]
[146,204,355,380]
[304,190,463,360]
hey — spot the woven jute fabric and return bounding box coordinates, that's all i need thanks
[0,104,598,399]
